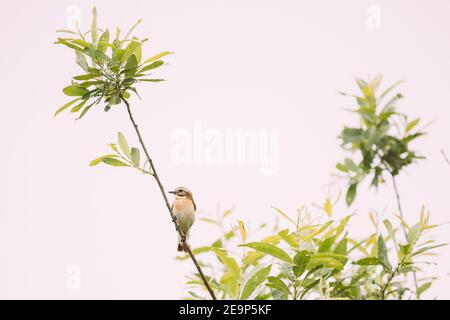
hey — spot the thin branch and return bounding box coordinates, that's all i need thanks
[390,173,419,298]
[442,149,450,168]
[380,256,406,300]
[120,94,217,300]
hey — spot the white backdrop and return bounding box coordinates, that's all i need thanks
[0,0,449,299]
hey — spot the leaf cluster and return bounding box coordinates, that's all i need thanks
[55,7,172,119]
[184,201,444,300]
[337,75,425,205]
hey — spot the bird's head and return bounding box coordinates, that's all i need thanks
[169,187,193,199]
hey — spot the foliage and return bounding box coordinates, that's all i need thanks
[336,75,425,205]
[53,9,444,300]
[54,7,172,119]
[184,202,445,300]
[89,132,151,174]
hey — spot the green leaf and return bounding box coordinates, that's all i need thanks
[130,147,140,167]
[91,6,98,43]
[308,257,343,270]
[302,220,334,242]
[89,156,107,166]
[118,132,131,158]
[266,276,290,295]
[311,253,348,265]
[377,235,391,271]
[240,242,292,264]
[139,78,166,82]
[383,219,398,250]
[54,98,80,116]
[123,19,142,41]
[240,265,271,300]
[416,282,432,298]
[141,60,164,72]
[70,99,88,113]
[272,207,296,225]
[405,118,420,133]
[63,86,89,96]
[293,250,311,277]
[353,257,382,266]
[334,237,348,255]
[97,30,110,53]
[299,279,320,300]
[124,55,138,77]
[102,157,129,167]
[278,229,298,248]
[318,236,336,253]
[346,183,357,206]
[407,223,421,246]
[76,50,89,71]
[122,41,142,64]
[411,244,447,257]
[55,38,84,50]
[83,47,112,64]
[73,74,98,81]
[143,51,173,64]
[77,101,96,119]
[336,162,348,173]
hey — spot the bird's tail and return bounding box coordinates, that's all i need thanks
[177,232,189,252]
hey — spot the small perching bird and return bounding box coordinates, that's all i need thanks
[169,187,196,252]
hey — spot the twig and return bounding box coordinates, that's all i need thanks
[390,174,419,297]
[441,149,450,168]
[120,94,217,300]
[380,256,406,300]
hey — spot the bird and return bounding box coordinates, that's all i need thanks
[169,187,196,252]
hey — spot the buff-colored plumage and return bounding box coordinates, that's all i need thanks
[169,187,196,252]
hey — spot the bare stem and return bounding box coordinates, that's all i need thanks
[390,173,419,298]
[442,149,450,168]
[120,95,217,300]
[380,256,406,300]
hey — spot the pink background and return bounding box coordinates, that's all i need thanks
[0,0,449,299]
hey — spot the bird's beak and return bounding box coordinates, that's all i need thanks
[169,190,176,195]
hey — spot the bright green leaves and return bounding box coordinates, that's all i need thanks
[143,51,173,64]
[240,242,292,264]
[405,118,420,133]
[293,250,310,277]
[54,7,172,119]
[213,248,240,298]
[346,183,357,206]
[240,265,272,300]
[101,157,129,166]
[118,132,131,158]
[140,60,164,72]
[54,98,81,116]
[266,276,290,298]
[130,148,141,167]
[377,235,391,271]
[63,86,88,96]
[76,50,89,71]
[124,55,138,77]
[91,6,98,43]
[337,75,426,206]
[122,40,142,65]
[89,132,148,174]
[97,30,110,53]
